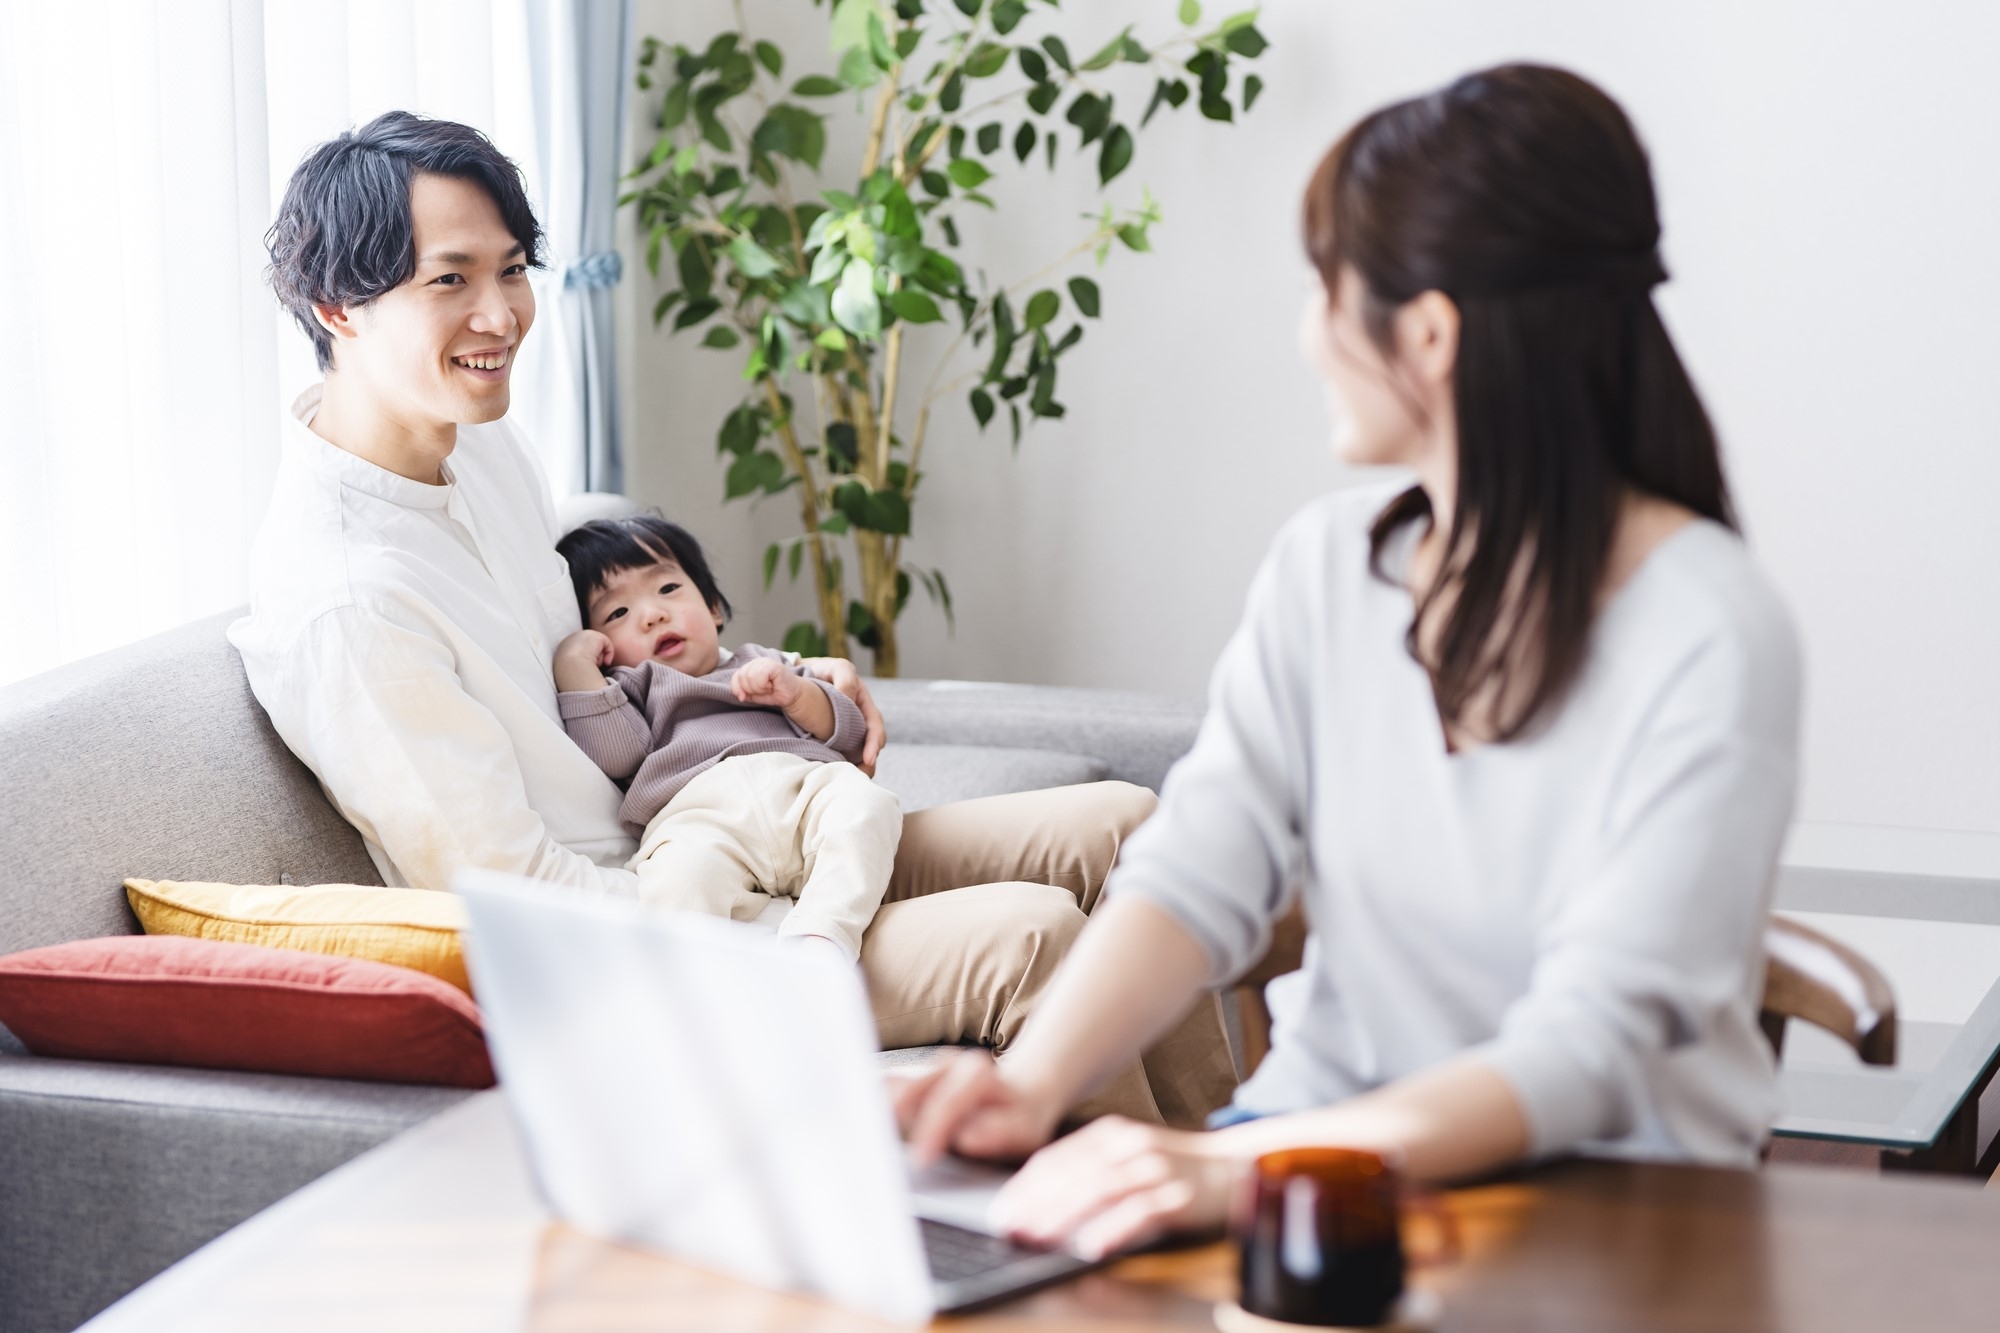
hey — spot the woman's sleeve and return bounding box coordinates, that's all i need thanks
[273,604,641,896]
[1474,620,1802,1157]
[1106,523,1315,984]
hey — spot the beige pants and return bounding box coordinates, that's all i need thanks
[631,753,900,961]
[641,771,1238,1130]
[864,780,1237,1130]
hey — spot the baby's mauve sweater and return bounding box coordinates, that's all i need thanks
[557,646,869,837]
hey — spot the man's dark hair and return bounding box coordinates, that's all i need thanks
[557,516,734,628]
[266,111,544,372]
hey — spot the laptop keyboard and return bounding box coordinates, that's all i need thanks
[919,1217,1049,1281]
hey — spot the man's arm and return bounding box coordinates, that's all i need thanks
[271,605,639,895]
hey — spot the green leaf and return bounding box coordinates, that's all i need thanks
[1052,323,1084,354]
[1040,35,1072,72]
[970,388,995,428]
[755,40,783,77]
[1067,276,1100,318]
[1026,81,1060,116]
[727,236,783,279]
[808,242,848,286]
[1066,93,1112,146]
[831,259,882,338]
[651,289,685,326]
[992,0,1029,34]
[889,289,944,323]
[673,296,721,330]
[702,325,742,348]
[1014,121,1037,163]
[1121,35,1150,63]
[866,12,896,67]
[751,105,827,169]
[1080,31,1127,72]
[662,81,690,129]
[1017,48,1048,84]
[920,168,951,198]
[976,122,1003,154]
[820,512,851,535]
[1179,0,1202,23]
[1023,288,1060,329]
[939,69,965,112]
[815,326,849,351]
[1217,8,1260,32]
[1223,24,1269,57]
[719,405,761,455]
[788,542,804,582]
[725,450,786,500]
[1098,124,1133,184]
[763,543,780,589]
[792,75,845,96]
[781,621,829,658]
[826,421,860,470]
[1244,73,1265,112]
[1117,223,1151,252]
[964,41,1011,78]
[946,158,992,188]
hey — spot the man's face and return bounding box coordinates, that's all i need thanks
[325,172,535,426]
[586,559,726,678]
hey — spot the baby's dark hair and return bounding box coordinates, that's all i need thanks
[556,515,733,628]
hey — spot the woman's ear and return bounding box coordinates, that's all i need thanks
[1394,290,1461,393]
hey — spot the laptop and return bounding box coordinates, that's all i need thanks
[453,870,1103,1324]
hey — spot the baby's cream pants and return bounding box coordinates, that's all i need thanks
[630,751,900,961]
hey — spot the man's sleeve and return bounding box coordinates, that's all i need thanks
[273,604,639,896]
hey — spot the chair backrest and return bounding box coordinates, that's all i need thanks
[1759,914,1897,1066]
[1228,908,1899,1081]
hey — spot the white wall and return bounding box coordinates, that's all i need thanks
[615,0,2000,857]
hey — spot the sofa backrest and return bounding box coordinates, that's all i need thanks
[0,610,381,954]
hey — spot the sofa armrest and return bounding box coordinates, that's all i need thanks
[866,678,1205,793]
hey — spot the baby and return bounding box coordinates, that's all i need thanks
[552,515,900,964]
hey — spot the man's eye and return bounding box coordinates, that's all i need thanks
[433,273,464,286]
[503,264,528,278]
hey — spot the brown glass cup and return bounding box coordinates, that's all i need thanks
[1232,1147,1457,1327]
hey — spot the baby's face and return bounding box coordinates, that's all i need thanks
[584,560,723,677]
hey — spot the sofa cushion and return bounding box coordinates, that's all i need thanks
[0,936,494,1089]
[126,879,472,992]
[871,743,1110,813]
[0,610,382,957]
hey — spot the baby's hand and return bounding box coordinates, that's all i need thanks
[732,656,800,708]
[553,630,615,693]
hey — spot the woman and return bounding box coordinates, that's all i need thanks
[895,64,1802,1257]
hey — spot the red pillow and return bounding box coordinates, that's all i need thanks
[0,935,495,1089]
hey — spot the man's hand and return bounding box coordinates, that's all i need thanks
[553,630,615,694]
[732,656,803,709]
[797,657,886,776]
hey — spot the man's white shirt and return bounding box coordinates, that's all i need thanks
[229,387,640,894]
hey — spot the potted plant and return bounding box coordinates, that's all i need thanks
[624,0,1269,673]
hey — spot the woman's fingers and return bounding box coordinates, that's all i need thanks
[888,1062,949,1130]
[797,657,887,774]
[991,1118,1231,1257]
[906,1051,1005,1166]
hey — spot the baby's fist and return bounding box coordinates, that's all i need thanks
[732,656,796,706]
[556,629,614,668]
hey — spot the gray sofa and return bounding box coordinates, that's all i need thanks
[0,610,1205,1333]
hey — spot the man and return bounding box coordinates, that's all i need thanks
[229,111,1235,1126]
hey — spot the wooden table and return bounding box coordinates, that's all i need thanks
[82,1091,2000,1332]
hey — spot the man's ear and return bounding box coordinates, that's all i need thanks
[312,301,362,347]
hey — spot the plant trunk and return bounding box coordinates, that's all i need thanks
[857,529,899,676]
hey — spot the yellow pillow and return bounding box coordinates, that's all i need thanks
[124,879,472,994]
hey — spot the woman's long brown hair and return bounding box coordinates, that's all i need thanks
[1303,64,1733,742]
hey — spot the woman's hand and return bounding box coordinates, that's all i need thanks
[893,1050,1067,1167]
[796,656,885,774]
[991,1116,1245,1259]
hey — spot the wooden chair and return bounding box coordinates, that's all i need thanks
[1228,907,1897,1079]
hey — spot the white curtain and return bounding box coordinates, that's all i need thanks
[0,0,626,687]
